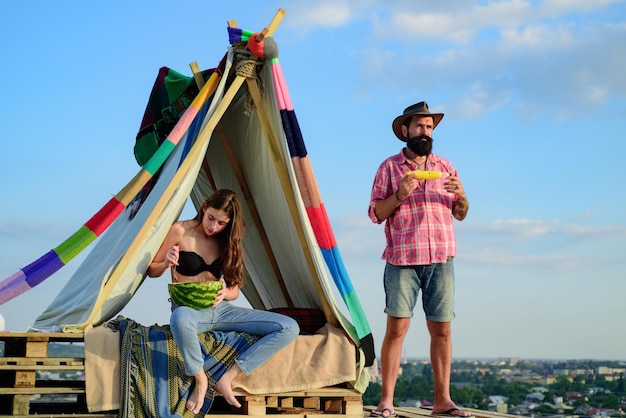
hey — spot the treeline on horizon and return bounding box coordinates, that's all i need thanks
[364,359,626,411]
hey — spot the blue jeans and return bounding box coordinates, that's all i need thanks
[170,301,299,376]
[383,259,456,322]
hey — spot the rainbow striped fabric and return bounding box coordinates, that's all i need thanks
[0,66,223,306]
[229,28,375,365]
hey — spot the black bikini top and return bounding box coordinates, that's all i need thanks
[176,251,222,277]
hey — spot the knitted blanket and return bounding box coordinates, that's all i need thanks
[87,317,257,417]
[85,320,357,415]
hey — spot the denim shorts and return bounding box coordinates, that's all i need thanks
[383,259,456,322]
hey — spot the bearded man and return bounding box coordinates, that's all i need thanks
[368,102,471,418]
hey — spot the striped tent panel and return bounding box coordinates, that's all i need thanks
[269,57,374,363]
[227,26,373,364]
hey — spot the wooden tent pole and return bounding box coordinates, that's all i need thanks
[192,128,267,308]
[234,7,337,325]
[262,8,285,39]
[223,9,336,321]
[194,10,297,310]
[215,123,294,308]
[189,61,205,89]
[245,78,338,327]
[184,10,298,310]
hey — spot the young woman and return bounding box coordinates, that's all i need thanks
[148,189,299,414]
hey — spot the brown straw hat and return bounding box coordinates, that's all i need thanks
[392,101,444,141]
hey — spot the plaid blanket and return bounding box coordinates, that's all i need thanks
[108,317,257,417]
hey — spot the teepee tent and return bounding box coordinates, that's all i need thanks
[0,9,374,371]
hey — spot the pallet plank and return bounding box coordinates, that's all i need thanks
[0,357,84,370]
[0,387,85,395]
[0,332,84,341]
[0,415,116,418]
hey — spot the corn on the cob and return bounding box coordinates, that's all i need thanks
[405,170,444,180]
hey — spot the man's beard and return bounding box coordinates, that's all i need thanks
[406,134,433,156]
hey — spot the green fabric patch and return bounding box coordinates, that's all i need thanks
[133,67,196,165]
[168,281,222,310]
[134,131,159,167]
[143,140,176,174]
[163,68,193,104]
[55,226,98,264]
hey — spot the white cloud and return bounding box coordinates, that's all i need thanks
[490,218,558,237]
[372,0,532,44]
[332,213,626,274]
[460,247,577,268]
[0,219,70,240]
[283,1,626,122]
[457,81,513,118]
[586,86,608,105]
[537,0,623,17]
[499,23,574,52]
[352,1,626,120]
[390,12,468,43]
[463,217,626,238]
[284,1,355,29]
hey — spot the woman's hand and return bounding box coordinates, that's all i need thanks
[212,277,240,308]
[212,277,227,308]
[165,245,179,268]
[148,243,179,278]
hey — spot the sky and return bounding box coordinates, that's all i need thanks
[1,0,625,361]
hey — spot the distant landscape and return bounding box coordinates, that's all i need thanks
[364,358,626,416]
[3,342,624,416]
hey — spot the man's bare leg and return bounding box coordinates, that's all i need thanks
[375,316,411,416]
[216,363,242,408]
[428,321,471,417]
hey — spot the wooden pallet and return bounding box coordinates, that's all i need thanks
[0,332,363,417]
[0,331,116,417]
[213,387,364,418]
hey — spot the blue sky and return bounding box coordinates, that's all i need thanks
[1,1,625,361]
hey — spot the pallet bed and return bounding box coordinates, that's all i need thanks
[0,331,363,417]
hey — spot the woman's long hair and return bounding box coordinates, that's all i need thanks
[193,189,244,287]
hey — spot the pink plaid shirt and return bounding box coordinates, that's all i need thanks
[368,150,458,265]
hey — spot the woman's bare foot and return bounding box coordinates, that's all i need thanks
[187,370,208,414]
[216,364,242,408]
